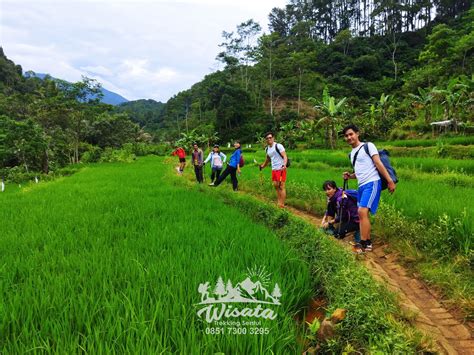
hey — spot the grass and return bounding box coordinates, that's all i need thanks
[0,158,314,353]
[376,136,474,147]
[177,168,429,353]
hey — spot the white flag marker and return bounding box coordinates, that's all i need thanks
[1,180,4,192]
[35,176,39,184]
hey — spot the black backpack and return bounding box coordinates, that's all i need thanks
[350,142,398,190]
[266,143,291,168]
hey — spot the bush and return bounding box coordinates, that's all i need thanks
[81,146,103,163]
[99,148,136,163]
[0,166,38,183]
[389,128,409,140]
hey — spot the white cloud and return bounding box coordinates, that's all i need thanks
[0,0,288,102]
[80,65,113,77]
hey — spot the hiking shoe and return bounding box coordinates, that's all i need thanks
[352,244,364,254]
[364,243,373,252]
[208,182,215,186]
[349,241,357,246]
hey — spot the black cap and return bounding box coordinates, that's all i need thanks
[213,144,219,148]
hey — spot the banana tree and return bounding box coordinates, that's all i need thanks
[175,129,207,150]
[409,87,434,124]
[309,87,347,149]
[431,78,469,132]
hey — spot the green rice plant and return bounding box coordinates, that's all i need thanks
[0,157,314,353]
[391,156,474,174]
[376,136,474,147]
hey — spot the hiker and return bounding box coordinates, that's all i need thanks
[171,145,186,175]
[342,124,396,253]
[321,180,360,244]
[259,132,288,208]
[212,140,242,191]
[190,143,204,183]
[204,144,227,185]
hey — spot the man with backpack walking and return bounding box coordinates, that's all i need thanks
[342,124,396,253]
[190,143,204,183]
[212,140,242,191]
[204,144,227,185]
[259,132,288,208]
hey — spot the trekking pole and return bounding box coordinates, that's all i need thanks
[254,158,263,186]
[337,178,349,237]
[279,165,283,190]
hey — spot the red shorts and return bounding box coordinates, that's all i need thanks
[272,169,287,182]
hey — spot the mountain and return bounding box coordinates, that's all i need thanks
[29,73,129,105]
[99,87,129,105]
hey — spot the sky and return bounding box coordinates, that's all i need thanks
[0,0,288,102]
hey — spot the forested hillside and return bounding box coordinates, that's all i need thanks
[114,99,165,131]
[0,48,150,179]
[156,1,473,144]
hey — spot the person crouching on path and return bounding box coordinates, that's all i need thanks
[321,180,360,244]
[259,132,288,208]
[204,144,227,186]
[190,143,204,183]
[342,124,396,253]
[212,140,241,191]
[171,145,186,175]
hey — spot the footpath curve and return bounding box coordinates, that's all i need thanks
[285,205,473,355]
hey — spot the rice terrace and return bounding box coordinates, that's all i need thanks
[1,0,473,354]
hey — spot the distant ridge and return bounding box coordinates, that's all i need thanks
[28,73,129,105]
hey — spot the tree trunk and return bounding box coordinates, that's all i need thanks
[332,123,337,149]
[297,67,302,116]
[185,105,189,134]
[269,47,273,117]
[325,125,330,148]
[392,33,398,81]
[42,148,49,174]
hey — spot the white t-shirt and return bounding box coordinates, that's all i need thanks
[212,154,223,168]
[266,143,286,170]
[350,142,380,186]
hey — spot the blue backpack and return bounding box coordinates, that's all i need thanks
[343,189,358,201]
[350,143,398,190]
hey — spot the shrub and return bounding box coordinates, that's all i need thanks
[99,148,136,163]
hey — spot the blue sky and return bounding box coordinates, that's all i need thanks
[0,0,288,102]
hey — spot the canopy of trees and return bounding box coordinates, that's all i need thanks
[154,2,472,144]
[0,48,148,176]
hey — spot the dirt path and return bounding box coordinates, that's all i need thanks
[285,205,473,355]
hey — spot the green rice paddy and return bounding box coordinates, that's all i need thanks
[0,158,313,353]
